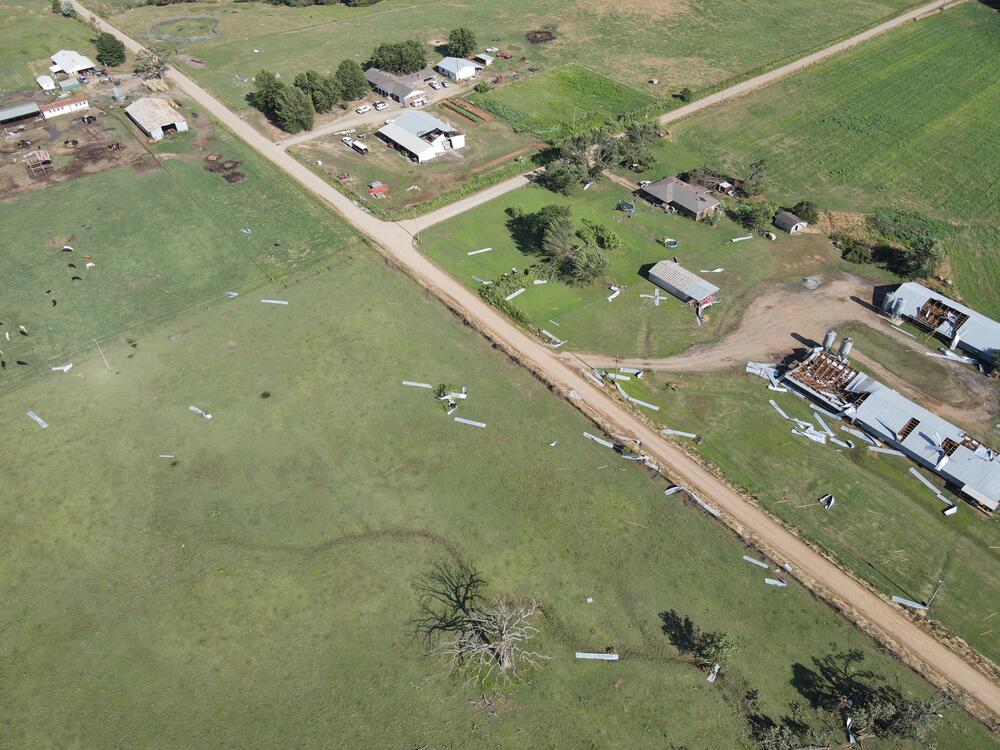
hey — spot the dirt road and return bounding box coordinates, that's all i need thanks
[657,0,960,127]
[73,0,1000,724]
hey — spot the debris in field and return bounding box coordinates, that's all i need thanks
[26,411,48,428]
[743,555,769,569]
[533,279,547,285]
[666,486,721,518]
[402,380,433,388]
[868,446,905,457]
[541,329,562,343]
[764,578,787,588]
[226,291,239,298]
[583,432,615,449]
[730,235,753,243]
[699,268,724,274]
[605,372,631,381]
[504,288,525,301]
[472,276,493,285]
[830,437,851,449]
[575,652,618,661]
[707,663,721,683]
[927,350,976,365]
[768,399,791,420]
[583,370,604,387]
[467,247,493,255]
[188,405,213,420]
[50,363,73,373]
[93,339,111,370]
[661,428,699,440]
[819,493,836,510]
[802,276,821,290]
[607,286,621,302]
[620,367,642,376]
[792,428,826,445]
[454,417,486,428]
[842,426,879,446]
[813,413,835,436]
[943,505,958,516]
[261,299,288,305]
[18,325,28,336]
[585,596,593,603]
[891,595,927,611]
[548,440,559,447]
[241,228,252,235]
[548,319,560,327]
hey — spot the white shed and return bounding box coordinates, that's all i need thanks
[36,75,57,91]
[435,57,481,81]
[125,97,189,141]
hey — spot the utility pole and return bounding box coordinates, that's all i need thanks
[927,578,944,608]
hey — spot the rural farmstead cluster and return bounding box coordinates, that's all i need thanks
[3,0,1000,747]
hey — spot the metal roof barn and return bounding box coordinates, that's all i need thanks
[647,260,719,305]
[125,98,189,141]
[0,102,41,124]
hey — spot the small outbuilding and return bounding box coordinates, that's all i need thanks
[36,75,57,92]
[39,96,89,120]
[774,210,808,233]
[59,78,81,93]
[125,97,189,141]
[472,53,495,66]
[50,50,96,76]
[647,260,719,307]
[435,57,481,81]
[0,101,41,125]
[637,176,720,221]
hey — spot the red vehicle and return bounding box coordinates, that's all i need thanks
[498,52,512,59]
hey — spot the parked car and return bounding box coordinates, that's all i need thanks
[341,136,353,146]
[374,101,388,111]
[384,118,396,125]
[411,98,429,107]
[355,104,372,114]
[351,140,369,155]
[441,80,450,88]
[429,81,441,90]
[485,46,500,53]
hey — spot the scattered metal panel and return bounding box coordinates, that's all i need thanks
[869,446,905,457]
[26,411,48,428]
[764,578,787,587]
[891,595,928,611]
[261,299,288,305]
[575,652,619,661]
[504,288,525,301]
[466,247,492,255]
[769,399,791,420]
[743,555,769,569]
[454,417,486,428]
[583,432,615,449]
[402,380,433,388]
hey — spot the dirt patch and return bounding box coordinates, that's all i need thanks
[178,54,207,69]
[220,159,239,170]
[819,210,867,237]
[526,30,556,44]
[223,171,246,183]
[470,143,543,174]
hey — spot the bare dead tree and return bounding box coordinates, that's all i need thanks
[439,597,550,687]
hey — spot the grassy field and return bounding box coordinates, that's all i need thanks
[670,3,1000,316]
[0,101,363,387]
[290,103,540,217]
[2,248,996,747]
[419,179,840,358]
[100,0,927,120]
[0,1,94,92]
[470,65,656,140]
[608,358,1000,666]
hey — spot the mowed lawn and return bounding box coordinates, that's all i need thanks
[2,250,994,748]
[671,4,1000,315]
[419,180,840,358]
[0,107,362,387]
[103,0,928,117]
[0,1,94,91]
[290,104,540,217]
[612,363,1000,665]
[470,65,657,140]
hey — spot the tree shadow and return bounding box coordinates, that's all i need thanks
[790,648,902,712]
[658,609,698,653]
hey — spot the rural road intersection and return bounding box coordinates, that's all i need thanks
[72,0,1000,724]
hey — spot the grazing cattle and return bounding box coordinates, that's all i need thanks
[71,275,82,281]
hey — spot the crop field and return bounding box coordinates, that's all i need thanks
[419,179,839,359]
[290,104,540,217]
[470,65,656,140]
[0,103,362,388]
[100,0,927,121]
[2,245,995,747]
[0,1,94,91]
[608,351,1000,665]
[670,3,1000,316]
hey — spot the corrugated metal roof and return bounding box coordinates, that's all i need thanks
[436,57,480,76]
[774,210,805,230]
[884,282,1000,361]
[125,97,185,131]
[377,110,459,158]
[50,49,96,74]
[39,96,88,112]
[0,102,41,121]
[365,68,424,100]
[647,260,719,302]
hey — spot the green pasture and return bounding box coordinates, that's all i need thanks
[101,0,928,120]
[669,3,1000,315]
[418,179,839,358]
[0,1,93,91]
[613,361,1000,665]
[0,107,362,387]
[1,249,993,747]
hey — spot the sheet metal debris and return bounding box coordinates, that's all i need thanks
[743,555,769,569]
[504,288,525,301]
[869,446,905,457]
[402,380,433,388]
[50,363,73,373]
[764,578,787,587]
[454,417,486,428]
[575,652,619,661]
[891,595,928,611]
[261,299,288,305]
[188,405,213,420]
[584,432,615,449]
[466,247,493,255]
[26,411,48,428]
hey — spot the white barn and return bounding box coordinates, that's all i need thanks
[39,96,89,120]
[647,260,719,306]
[377,110,465,163]
[50,50,96,76]
[435,57,481,81]
[126,97,189,141]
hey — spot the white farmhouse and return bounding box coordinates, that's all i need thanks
[50,50,97,76]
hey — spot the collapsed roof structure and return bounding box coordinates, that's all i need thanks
[882,282,1000,366]
[781,335,1000,511]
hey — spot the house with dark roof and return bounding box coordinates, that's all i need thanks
[637,176,720,221]
[364,68,426,104]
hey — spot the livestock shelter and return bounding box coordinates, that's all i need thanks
[0,101,41,125]
[435,57,481,81]
[39,96,88,120]
[637,177,720,220]
[882,282,1000,365]
[774,210,808,233]
[36,75,56,92]
[647,260,719,306]
[783,346,1000,511]
[50,50,96,76]
[125,98,189,141]
[365,68,426,104]
[376,110,465,163]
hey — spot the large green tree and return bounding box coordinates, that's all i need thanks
[294,70,340,112]
[94,32,126,67]
[250,70,285,117]
[447,27,477,57]
[273,85,315,133]
[334,58,368,100]
[370,39,427,74]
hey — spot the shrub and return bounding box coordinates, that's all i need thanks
[733,200,778,233]
[678,87,693,102]
[474,80,491,94]
[791,200,819,224]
